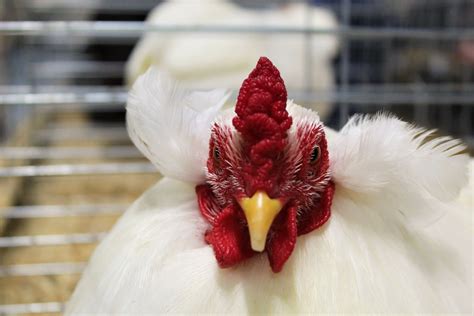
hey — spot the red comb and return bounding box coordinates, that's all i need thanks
[232,57,292,191]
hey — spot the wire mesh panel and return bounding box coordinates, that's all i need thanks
[0,0,472,314]
[329,0,474,142]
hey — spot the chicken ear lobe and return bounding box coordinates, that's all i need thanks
[266,205,298,273]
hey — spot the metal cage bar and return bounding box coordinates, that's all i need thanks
[0,232,106,248]
[0,21,473,39]
[0,162,155,177]
[0,204,126,218]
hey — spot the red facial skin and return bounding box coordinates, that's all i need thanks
[196,57,335,272]
[196,123,334,272]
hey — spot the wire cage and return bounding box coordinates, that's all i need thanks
[0,0,473,314]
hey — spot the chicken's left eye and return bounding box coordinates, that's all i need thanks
[309,146,320,164]
[213,146,221,161]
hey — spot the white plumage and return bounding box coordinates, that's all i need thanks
[125,0,338,115]
[67,68,472,314]
[127,68,229,183]
[458,159,474,208]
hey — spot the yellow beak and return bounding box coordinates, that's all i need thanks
[237,191,284,252]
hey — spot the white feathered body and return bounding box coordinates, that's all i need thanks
[67,69,472,314]
[458,159,474,208]
[125,0,338,115]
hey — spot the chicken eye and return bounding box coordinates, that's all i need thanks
[213,146,221,161]
[309,146,320,164]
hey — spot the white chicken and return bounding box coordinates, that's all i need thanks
[68,58,471,314]
[125,0,338,116]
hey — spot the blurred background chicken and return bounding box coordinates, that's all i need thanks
[126,0,339,118]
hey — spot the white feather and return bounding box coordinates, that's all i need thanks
[126,67,229,183]
[329,113,469,225]
[457,158,474,208]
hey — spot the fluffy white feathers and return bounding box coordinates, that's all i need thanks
[458,158,474,207]
[67,177,472,314]
[330,113,469,225]
[331,114,468,197]
[127,67,229,183]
